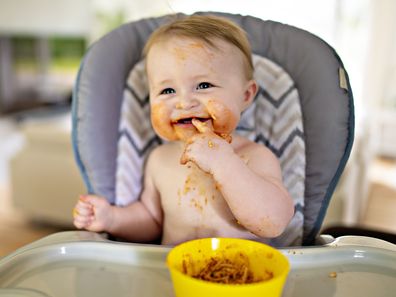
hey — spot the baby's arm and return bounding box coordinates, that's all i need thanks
[181,120,294,238]
[73,152,162,242]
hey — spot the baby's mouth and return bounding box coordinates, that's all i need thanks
[174,117,210,125]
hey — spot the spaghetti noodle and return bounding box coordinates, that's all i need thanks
[183,253,273,285]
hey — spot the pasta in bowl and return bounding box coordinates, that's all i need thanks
[166,238,290,297]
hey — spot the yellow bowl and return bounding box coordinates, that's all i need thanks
[166,238,290,297]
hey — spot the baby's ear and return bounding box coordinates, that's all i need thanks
[242,80,258,110]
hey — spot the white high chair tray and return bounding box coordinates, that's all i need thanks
[0,231,395,297]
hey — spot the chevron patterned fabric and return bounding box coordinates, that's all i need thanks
[116,54,305,246]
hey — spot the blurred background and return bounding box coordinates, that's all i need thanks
[1,0,395,256]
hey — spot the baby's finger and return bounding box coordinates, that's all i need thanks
[73,215,93,229]
[83,195,107,208]
[74,201,93,216]
[192,119,213,134]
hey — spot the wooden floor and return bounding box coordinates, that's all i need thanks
[360,182,396,233]
[1,158,396,258]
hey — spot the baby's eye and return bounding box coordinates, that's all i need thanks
[197,82,213,90]
[160,88,175,95]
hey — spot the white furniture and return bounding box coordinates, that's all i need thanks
[10,112,85,227]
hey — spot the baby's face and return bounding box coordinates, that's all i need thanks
[146,37,256,141]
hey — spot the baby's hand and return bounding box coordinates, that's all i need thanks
[73,195,114,232]
[180,119,233,173]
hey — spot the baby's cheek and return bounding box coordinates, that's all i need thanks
[151,103,178,141]
[207,100,239,134]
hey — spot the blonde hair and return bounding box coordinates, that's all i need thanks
[143,14,254,79]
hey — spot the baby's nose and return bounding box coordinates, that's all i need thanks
[176,97,200,110]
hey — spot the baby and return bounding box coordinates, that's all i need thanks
[73,15,294,245]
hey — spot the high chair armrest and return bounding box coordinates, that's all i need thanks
[325,235,396,252]
[1,231,108,260]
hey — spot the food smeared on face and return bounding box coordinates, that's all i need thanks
[147,37,250,142]
[151,102,237,142]
[186,41,206,50]
[207,100,239,133]
[151,104,213,141]
[175,41,215,63]
[151,103,236,142]
[172,46,188,61]
[151,102,178,141]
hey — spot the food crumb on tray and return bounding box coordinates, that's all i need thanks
[328,271,337,278]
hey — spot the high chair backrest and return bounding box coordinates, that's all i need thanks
[72,12,354,246]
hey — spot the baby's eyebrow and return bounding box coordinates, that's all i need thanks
[192,74,212,80]
[156,79,173,85]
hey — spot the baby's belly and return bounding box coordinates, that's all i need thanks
[159,164,269,245]
[161,206,268,245]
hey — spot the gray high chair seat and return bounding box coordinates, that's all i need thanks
[72,12,354,246]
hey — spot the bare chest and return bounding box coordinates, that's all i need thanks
[159,163,229,220]
[158,162,255,244]
[151,140,261,244]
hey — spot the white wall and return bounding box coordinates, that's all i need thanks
[168,0,338,42]
[362,0,396,157]
[363,0,396,109]
[0,0,93,36]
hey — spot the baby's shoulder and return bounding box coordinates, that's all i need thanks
[145,142,184,183]
[235,136,275,158]
[146,142,181,167]
[235,137,281,175]
[149,142,180,157]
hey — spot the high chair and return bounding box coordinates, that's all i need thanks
[71,12,354,246]
[4,12,396,297]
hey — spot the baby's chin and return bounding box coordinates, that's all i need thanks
[152,125,196,142]
[173,126,198,142]
[155,122,235,143]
